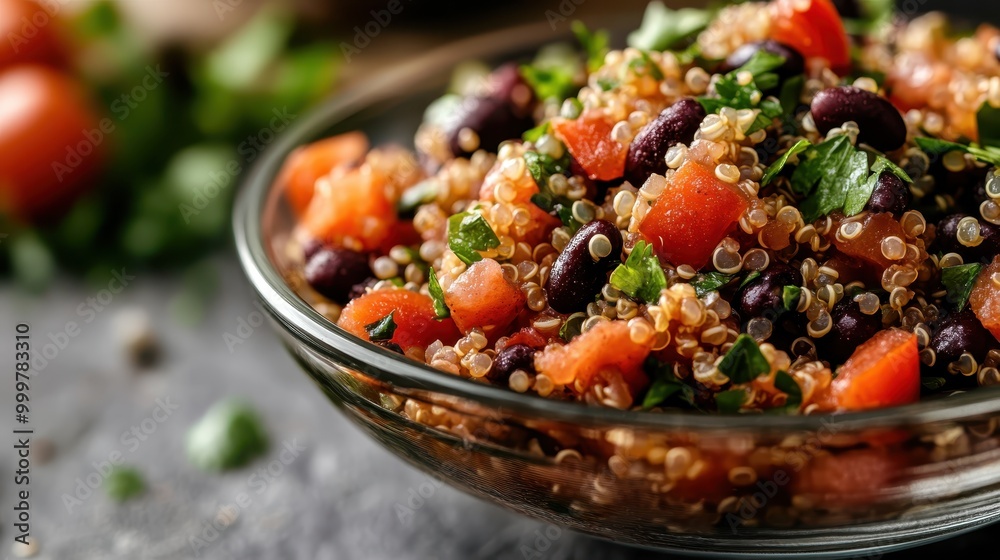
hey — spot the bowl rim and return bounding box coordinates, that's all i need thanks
[233,18,1000,432]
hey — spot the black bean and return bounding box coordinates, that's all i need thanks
[719,40,805,84]
[733,263,803,320]
[624,98,705,187]
[821,297,882,365]
[546,220,624,313]
[930,310,991,366]
[810,86,907,152]
[491,343,535,382]
[301,237,323,260]
[348,277,378,301]
[304,248,372,303]
[864,172,911,215]
[932,214,1000,263]
[446,64,536,158]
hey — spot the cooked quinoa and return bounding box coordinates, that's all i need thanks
[281,0,1000,415]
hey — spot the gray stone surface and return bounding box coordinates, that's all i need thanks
[0,255,993,559]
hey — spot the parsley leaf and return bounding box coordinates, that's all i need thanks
[107,466,145,502]
[922,377,947,391]
[739,270,761,289]
[365,311,397,342]
[698,51,785,132]
[782,285,801,311]
[735,50,786,76]
[522,122,549,143]
[525,150,577,230]
[915,137,1000,168]
[428,267,450,319]
[941,263,983,311]
[627,1,710,51]
[447,212,500,265]
[398,179,438,214]
[977,102,1000,149]
[691,272,735,298]
[779,75,805,117]
[718,334,770,384]
[627,50,664,80]
[715,389,747,413]
[641,356,695,409]
[609,240,667,303]
[572,21,609,74]
[520,44,581,102]
[768,370,802,414]
[559,312,587,342]
[761,139,811,186]
[843,155,912,216]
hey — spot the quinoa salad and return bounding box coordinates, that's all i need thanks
[279,0,1000,416]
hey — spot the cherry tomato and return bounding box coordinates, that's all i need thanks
[0,0,65,69]
[0,65,105,221]
[770,0,851,74]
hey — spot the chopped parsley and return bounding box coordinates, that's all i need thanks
[698,51,786,133]
[761,139,811,186]
[718,334,770,384]
[914,137,1000,168]
[106,466,145,502]
[691,271,736,298]
[428,268,450,319]
[187,400,269,471]
[609,240,667,303]
[398,179,438,214]
[779,74,805,117]
[768,370,802,414]
[791,135,911,222]
[941,263,983,311]
[522,122,550,143]
[627,1,711,51]
[447,212,501,265]
[922,377,948,391]
[715,389,747,414]
[572,21,609,73]
[739,270,761,289]
[520,44,581,102]
[365,311,398,342]
[641,356,696,409]
[782,285,801,311]
[627,50,664,80]
[524,150,571,211]
[559,312,587,342]
[977,102,1000,149]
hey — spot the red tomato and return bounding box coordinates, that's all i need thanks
[970,256,1000,343]
[770,0,851,74]
[0,0,65,69]
[534,320,650,394]
[443,259,525,339]
[337,289,461,352]
[550,110,627,181]
[792,448,903,507]
[298,167,396,251]
[819,329,920,411]
[0,65,104,221]
[278,132,369,216]
[638,160,748,269]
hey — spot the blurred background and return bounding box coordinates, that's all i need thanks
[0,0,997,559]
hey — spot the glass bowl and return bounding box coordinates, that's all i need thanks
[233,19,1000,558]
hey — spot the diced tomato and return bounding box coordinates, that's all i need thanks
[444,259,525,338]
[550,110,627,181]
[638,160,748,269]
[534,321,650,395]
[769,0,851,74]
[0,0,66,70]
[668,450,760,505]
[830,212,908,270]
[819,329,920,411]
[970,256,1000,342]
[338,289,461,352]
[501,327,548,350]
[298,167,396,251]
[279,132,369,216]
[792,448,903,507]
